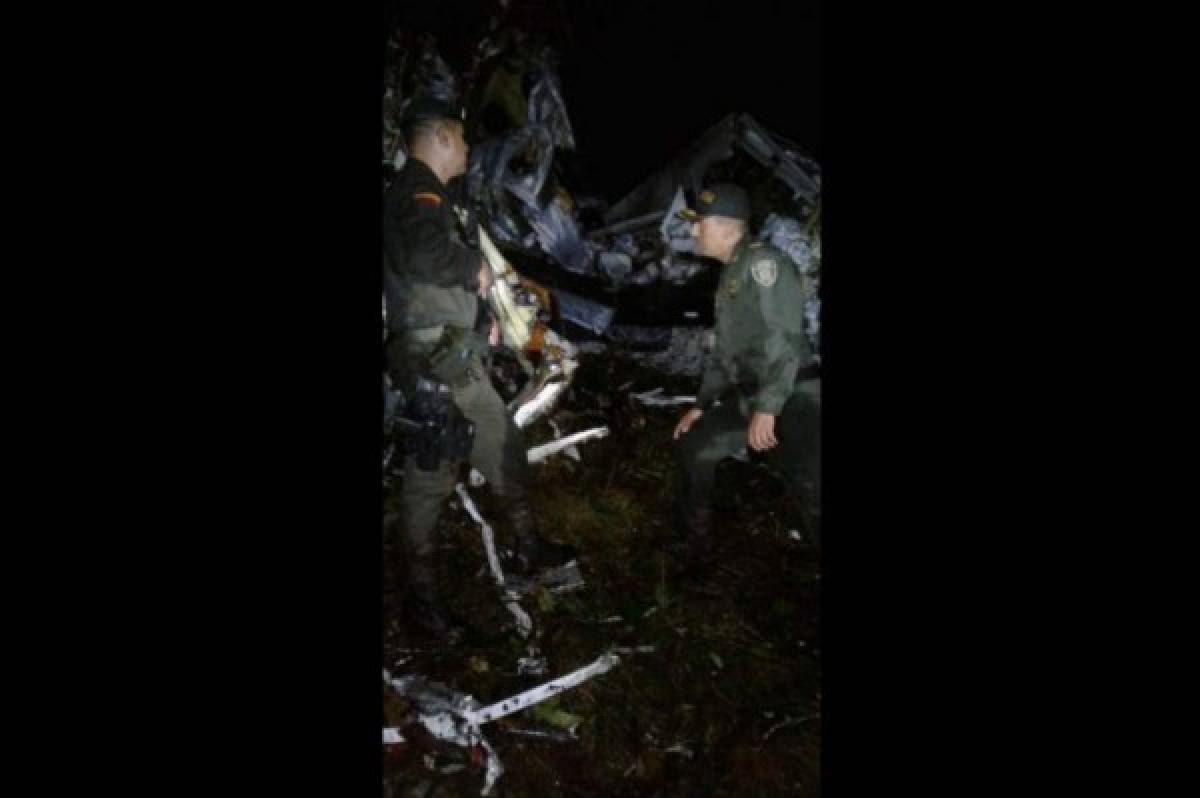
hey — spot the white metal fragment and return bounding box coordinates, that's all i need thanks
[513,377,569,428]
[629,387,697,407]
[479,738,503,793]
[467,652,621,726]
[383,671,503,796]
[455,482,533,638]
[527,426,609,463]
[512,329,580,429]
[384,653,621,795]
[420,712,469,744]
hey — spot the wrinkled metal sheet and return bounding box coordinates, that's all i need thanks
[526,51,575,150]
[757,212,820,354]
[524,200,594,275]
[604,112,819,225]
[603,114,739,224]
[660,185,697,254]
[604,324,673,351]
[551,288,616,336]
[597,251,633,284]
[759,213,814,274]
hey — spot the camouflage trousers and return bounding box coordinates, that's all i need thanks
[673,379,821,535]
[394,354,533,561]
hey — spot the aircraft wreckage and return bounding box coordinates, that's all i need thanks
[382,25,820,795]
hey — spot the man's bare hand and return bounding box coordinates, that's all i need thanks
[674,407,704,440]
[748,412,778,451]
[477,260,493,298]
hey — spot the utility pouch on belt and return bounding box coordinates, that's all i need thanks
[427,326,490,386]
[398,377,476,471]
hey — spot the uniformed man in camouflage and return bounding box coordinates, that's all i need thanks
[384,97,576,640]
[670,184,821,562]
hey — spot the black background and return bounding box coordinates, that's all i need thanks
[13,1,1181,794]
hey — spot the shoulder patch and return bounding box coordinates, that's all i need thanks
[413,191,442,207]
[751,258,778,287]
[749,241,764,249]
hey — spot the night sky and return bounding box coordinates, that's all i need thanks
[386,0,820,201]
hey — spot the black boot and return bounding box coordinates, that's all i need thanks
[504,503,578,576]
[405,561,462,643]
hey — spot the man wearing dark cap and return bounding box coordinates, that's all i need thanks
[384,97,577,640]
[670,183,821,563]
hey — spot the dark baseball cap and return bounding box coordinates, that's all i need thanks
[678,183,751,222]
[400,95,465,128]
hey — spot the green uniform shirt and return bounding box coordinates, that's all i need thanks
[695,235,812,415]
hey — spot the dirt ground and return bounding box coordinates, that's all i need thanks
[383,350,821,797]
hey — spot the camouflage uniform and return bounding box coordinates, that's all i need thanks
[675,233,821,543]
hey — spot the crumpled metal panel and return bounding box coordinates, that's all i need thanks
[524,200,594,275]
[757,212,820,355]
[603,112,819,225]
[525,48,575,150]
[550,288,616,335]
[759,213,814,274]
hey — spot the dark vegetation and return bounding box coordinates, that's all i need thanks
[384,351,821,796]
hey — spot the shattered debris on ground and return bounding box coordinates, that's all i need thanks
[385,353,821,797]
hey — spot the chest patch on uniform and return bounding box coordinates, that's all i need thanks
[413,191,442,207]
[751,258,778,287]
[725,277,740,296]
